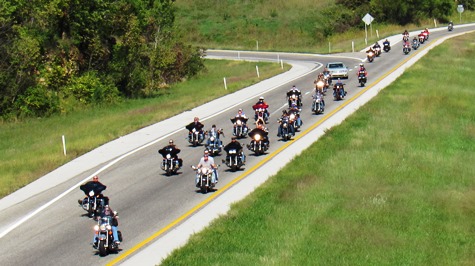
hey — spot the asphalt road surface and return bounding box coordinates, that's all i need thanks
[1,24,474,266]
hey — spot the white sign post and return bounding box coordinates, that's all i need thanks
[457,5,464,23]
[362,13,374,45]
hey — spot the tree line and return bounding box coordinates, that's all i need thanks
[0,0,204,118]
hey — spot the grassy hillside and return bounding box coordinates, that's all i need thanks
[175,0,475,53]
[160,32,475,265]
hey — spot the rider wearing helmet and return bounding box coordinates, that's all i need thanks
[357,63,367,77]
[253,96,270,121]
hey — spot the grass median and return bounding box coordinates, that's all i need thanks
[0,60,289,198]
[160,33,475,265]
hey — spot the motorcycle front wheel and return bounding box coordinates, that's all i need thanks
[99,240,107,257]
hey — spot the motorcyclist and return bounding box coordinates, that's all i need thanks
[93,205,120,247]
[287,85,302,107]
[322,67,332,85]
[78,175,108,207]
[235,108,247,119]
[412,37,420,48]
[333,78,346,98]
[403,29,409,36]
[158,139,183,168]
[373,42,381,49]
[288,103,303,128]
[277,110,295,137]
[185,117,205,142]
[248,120,270,147]
[383,39,390,47]
[195,150,218,185]
[206,124,223,147]
[312,90,325,111]
[357,63,367,73]
[252,96,269,121]
[223,137,246,164]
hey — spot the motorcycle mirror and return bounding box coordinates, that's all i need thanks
[191,165,196,170]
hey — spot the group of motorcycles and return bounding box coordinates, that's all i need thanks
[78,180,122,256]
[403,28,430,55]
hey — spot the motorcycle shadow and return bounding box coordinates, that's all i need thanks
[93,248,122,257]
[223,167,245,173]
[160,171,182,177]
[195,188,217,194]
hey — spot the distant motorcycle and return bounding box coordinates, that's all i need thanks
[403,44,411,55]
[288,108,302,132]
[253,103,269,124]
[192,166,215,194]
[187,128,204,147]
[383,42,391,52]
[278,116,293,141]
[333,83,345,100]
[247,128,269,155]
[312,93,325,114]
[448,23,454,31]
[367,50,375,62]
[287,90,302,108]
[78,183,108,219]
[205,130,223,156]
[358,71,367,87]
[374,47,382,57]
[93,215,122,257]
[315,79,327,95]
[231,117,248,138]
[158,147,182,176]
[222,146,245,172]
[412,40,419,50]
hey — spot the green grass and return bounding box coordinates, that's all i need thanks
[0,60,289,198]
[160,33,475,266]
[175,0,475,53]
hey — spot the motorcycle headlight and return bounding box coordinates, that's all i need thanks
[106,225,112,230]
[166,154,171,159]
[210,136,215,141]
[88,190,95,197]
[255,134,261,141]
[94,225,99,231]
[237,120,242,126]
[202,168,209,175]
[229,149,236,154]
[317,81,324,88]
[369,52,374,56]
[100,224,106,231]
[290,114,295,120]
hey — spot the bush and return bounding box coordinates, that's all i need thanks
[15,86,60,117]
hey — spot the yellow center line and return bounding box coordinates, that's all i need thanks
[107,44,424,265]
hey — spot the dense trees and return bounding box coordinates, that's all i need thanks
[0,0,204,118]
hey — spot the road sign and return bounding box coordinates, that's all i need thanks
[362,13,374,25]
[457,5,464,13]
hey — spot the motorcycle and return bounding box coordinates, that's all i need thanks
[287,91,302,108]
[448,23,453,31]
[323,72,332,85]
[247,128,269,155]
[230,117,248,138]
[403,44,411,55]
[192,166,215,194]
[278,116,293,141]
[78,184,108,219]
[374,47,382,57]
[253,103,269,124]
[358,71,367,87]
[93,215,122,257]
[333,83,345,100]
[383,43,391,52]
[187,128,204,147]
[412,40,419,50]
[418,34,425,44]
[367,50,375,63]
[205,129,223,156]
[422,30,429,41]
[222,146,245,172]
[288,108,302,132]
[315,79,326,95]
[312,93,325,114]
[158,147,182,176]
